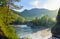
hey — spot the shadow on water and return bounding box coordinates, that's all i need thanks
[31,26,50,33]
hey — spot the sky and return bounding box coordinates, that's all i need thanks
[14,0,60,11]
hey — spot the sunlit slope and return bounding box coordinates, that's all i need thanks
[13,8,58,20]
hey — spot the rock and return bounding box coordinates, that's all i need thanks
[51,9,60,37]
[56,9,60,23]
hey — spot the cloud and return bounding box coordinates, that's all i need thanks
[30,0,42,8]
[43,0,60,10]
[30,0,60,10]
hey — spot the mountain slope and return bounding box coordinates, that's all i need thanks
[20,8,58,19]
[12,8,58,20]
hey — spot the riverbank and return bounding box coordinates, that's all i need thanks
[28,28,51,39]
[20,28,52,39]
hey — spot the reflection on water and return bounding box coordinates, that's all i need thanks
[14,25,52,39]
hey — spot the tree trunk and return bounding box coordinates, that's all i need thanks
[0,27,8,39]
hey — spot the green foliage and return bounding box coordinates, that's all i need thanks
[0,0,21,9]
[33,17,38,23]
[1,25,19,39]
[0,0,21,39]
[40,15,49,26]
[30,15,56,27]
[0,6,19,39]
[11,16,25,25]
[31,17,38,25]
[19,8,57,20]
[39,15,56,27]
[0,7,19,24]
[17,16,25,23]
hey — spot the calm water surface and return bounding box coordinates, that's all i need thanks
[14,25,52,39]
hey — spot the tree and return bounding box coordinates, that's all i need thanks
[32,17,38,26]
[0,0,21,39]
[40,15,48,26]
[12,16,25,24]
[39,15,56,27]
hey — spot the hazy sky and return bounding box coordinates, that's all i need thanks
[15,0,60,11]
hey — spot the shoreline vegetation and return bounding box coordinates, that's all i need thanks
[11,15,56,28]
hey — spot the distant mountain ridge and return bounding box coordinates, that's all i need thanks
[12,8,58,20]
[20,8,57,18]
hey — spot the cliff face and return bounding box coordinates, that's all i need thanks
[0,27,7,39]
[56,9,60,23]
[51,9,60,37]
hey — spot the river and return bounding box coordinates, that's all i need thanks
[12,25,52,39]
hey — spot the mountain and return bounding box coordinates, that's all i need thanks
[20,8,58,19]
[12,8,58,20]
